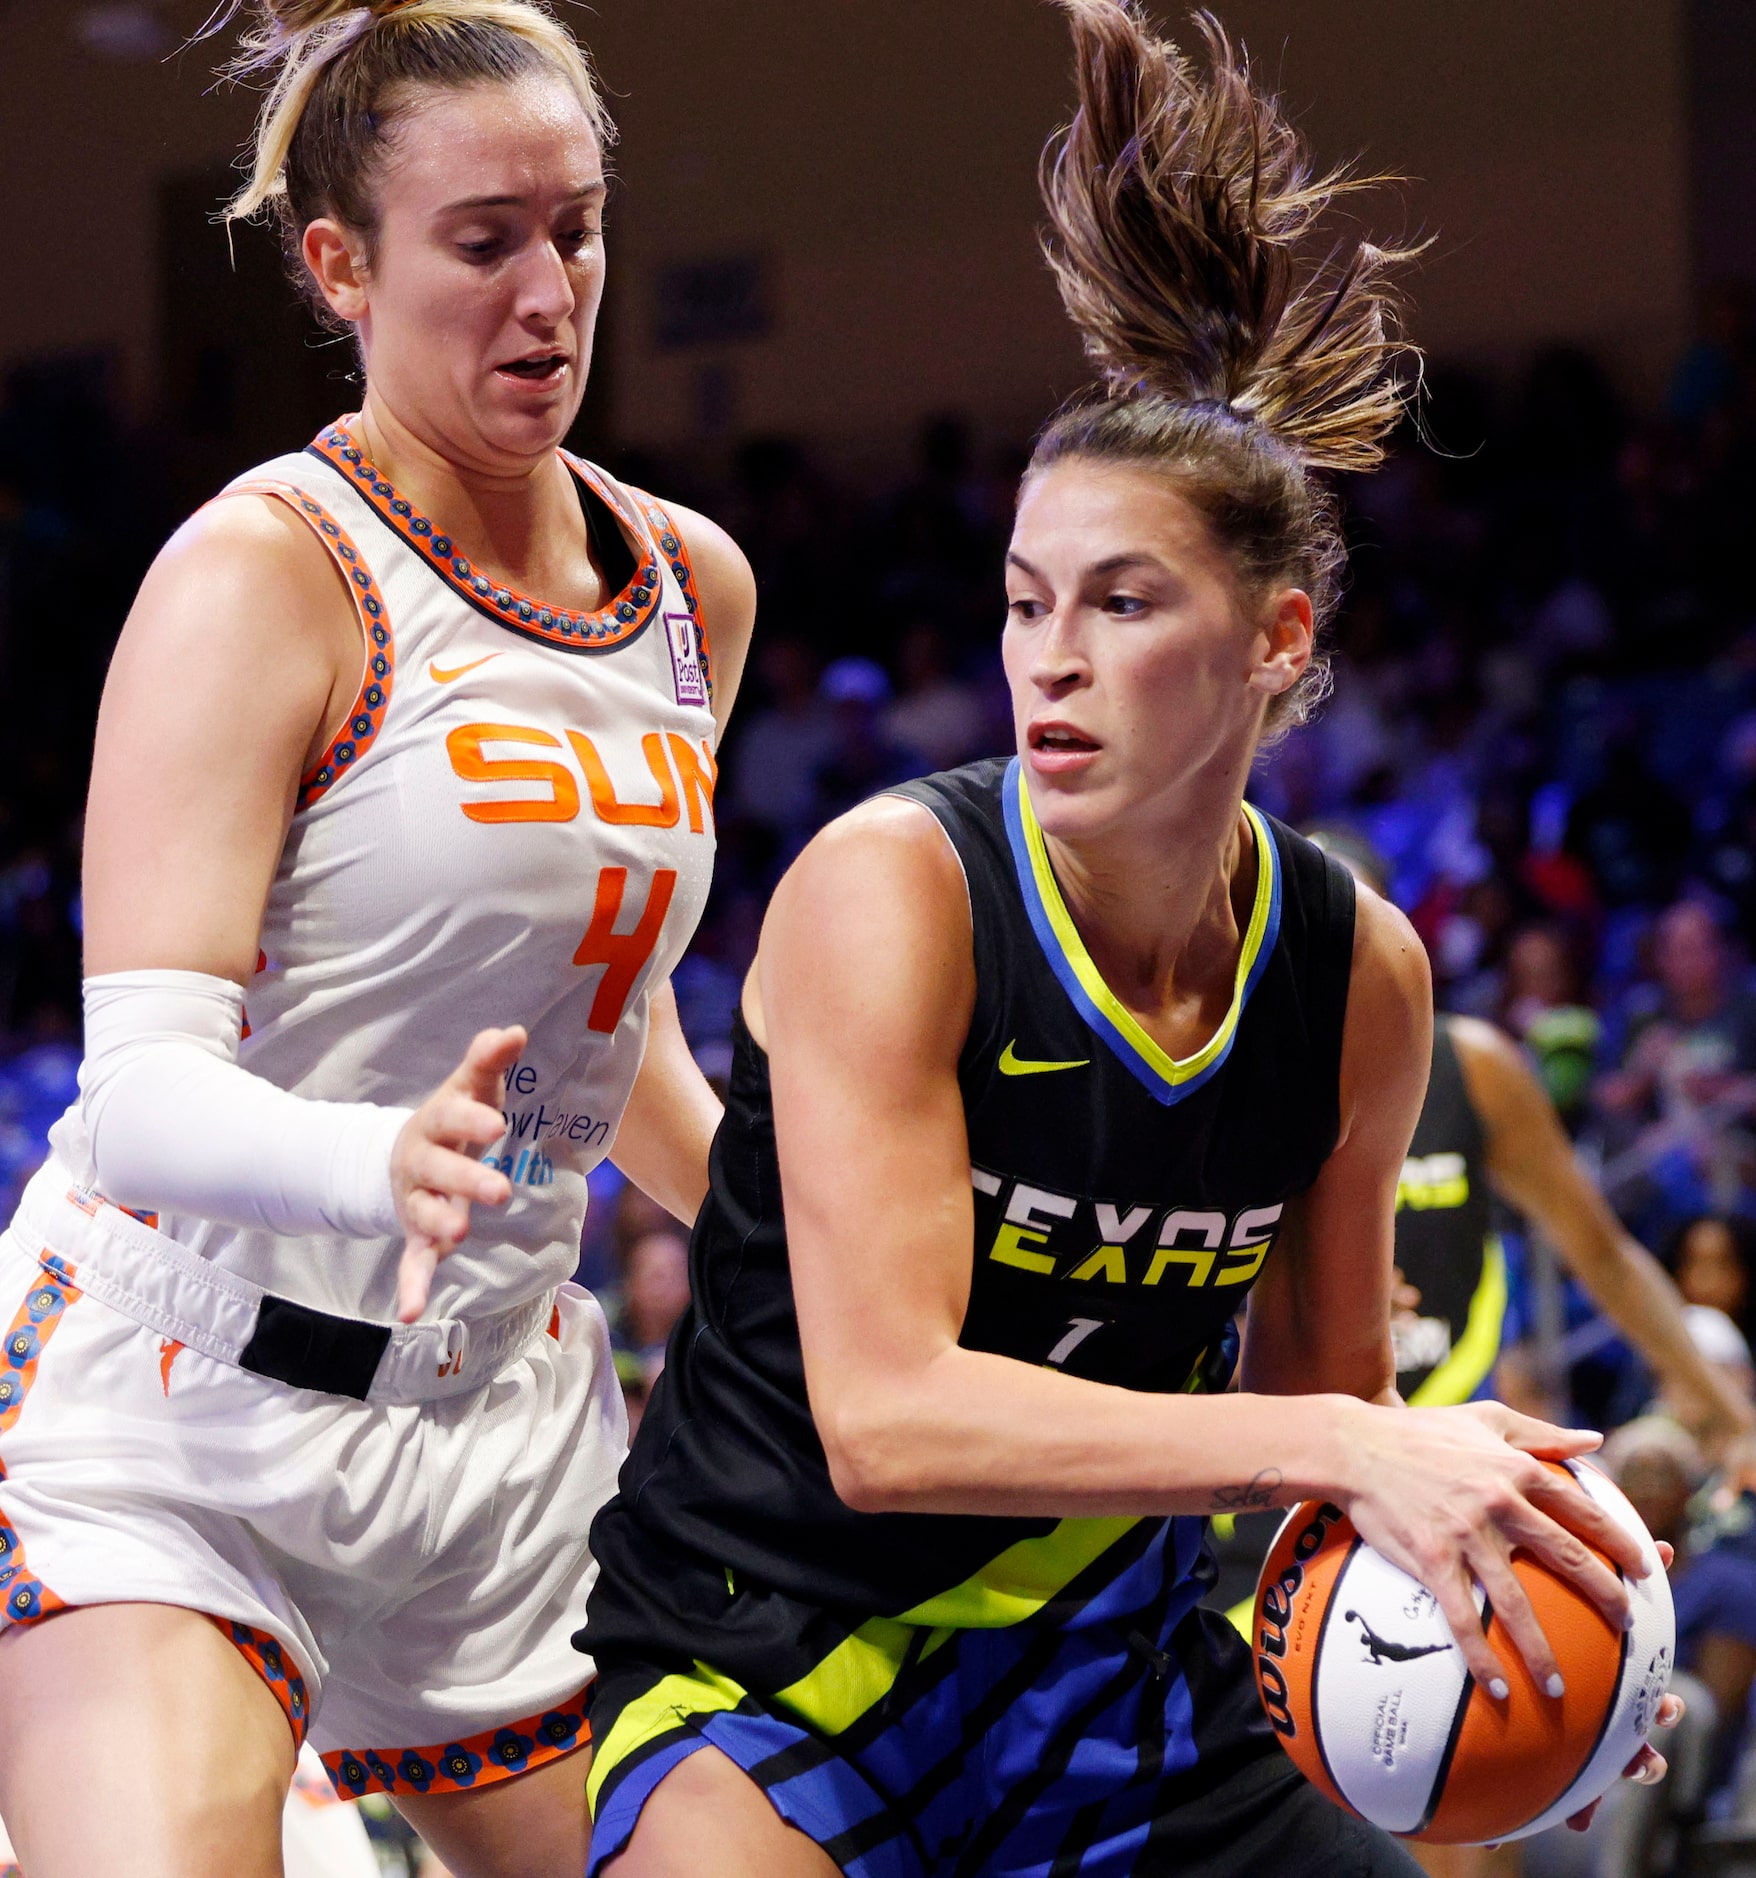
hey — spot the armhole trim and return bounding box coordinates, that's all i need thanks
[627,485,714,703]
[215,480,396,812]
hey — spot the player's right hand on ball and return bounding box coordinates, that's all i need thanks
[1335,1399,1649,1701]
[392,1025,525,1325]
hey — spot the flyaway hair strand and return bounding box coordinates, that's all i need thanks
[1041,0,1421,473]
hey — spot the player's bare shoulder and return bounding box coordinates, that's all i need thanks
[120,489,361,682]
[754,793,975,1060]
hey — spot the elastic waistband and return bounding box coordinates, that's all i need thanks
[10,1160,555,1406]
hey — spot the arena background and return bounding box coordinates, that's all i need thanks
[3,4,1756,1872]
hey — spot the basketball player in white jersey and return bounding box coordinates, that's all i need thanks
[0,4,754,1874]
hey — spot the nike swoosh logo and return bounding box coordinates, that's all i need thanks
[999,1040,1091,1077]
[429,654,502,684]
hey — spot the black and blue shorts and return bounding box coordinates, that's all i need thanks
[584,1522,1421,1876]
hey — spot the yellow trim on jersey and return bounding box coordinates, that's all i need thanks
[895,1515,1139,1629]
[585,1660,747,1811]
[1407,1236,1509,1408]
[1015,783,1278,1089]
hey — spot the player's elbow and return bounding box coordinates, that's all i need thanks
[819,1393,927,1514]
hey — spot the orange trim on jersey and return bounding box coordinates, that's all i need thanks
[322,1688,591,1798]
[314,422,662,655]
[217,1618,312,1751]
[625,486,714,701]
[0,1255,82,1626]
[215,479,396,812]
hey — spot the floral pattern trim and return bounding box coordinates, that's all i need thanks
[219,1618,312,1751]
[311,423,662,655]
[321,1690,591,1798]
[223,481,396,813]
[616,479,715,704]
[0,1254,81,1627]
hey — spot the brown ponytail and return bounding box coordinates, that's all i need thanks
[1032,1,1422,734]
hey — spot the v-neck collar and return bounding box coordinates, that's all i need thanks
[1000,758,1282,1106]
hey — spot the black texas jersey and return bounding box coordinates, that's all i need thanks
[587,758,1356,1626]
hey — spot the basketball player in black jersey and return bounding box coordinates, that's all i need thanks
[579,6,1673,1872]
[1305,835,1753,1435]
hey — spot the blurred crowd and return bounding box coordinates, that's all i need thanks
[4,286,1756,1868]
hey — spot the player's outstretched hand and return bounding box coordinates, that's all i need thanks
[1336,1400,1649,1701]
[392,1026,525,1324]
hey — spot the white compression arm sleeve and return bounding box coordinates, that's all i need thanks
[79,970,413,1239]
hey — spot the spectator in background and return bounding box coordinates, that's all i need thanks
[603,1184,694,1434]
[1564,729,1694,910]
[808,656,926,825]
[882,620,990,772]
[1498,922,1601,1125]
[1598,897,1756,1224]
[1608,1418,1756,1806]
[1670,1215,1756,1352]
[611,1227,692,1436]
[727,635,836,850]
[1664,1306,1756,1431]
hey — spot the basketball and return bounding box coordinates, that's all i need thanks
[1250,1460,1677,1845]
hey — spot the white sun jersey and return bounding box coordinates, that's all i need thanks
[50,418,718,1326]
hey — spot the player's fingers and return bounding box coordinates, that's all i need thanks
[1427,1563,1504,1697]
[425,1093,509,1155]
[1469,1550,1562,1696]
[1523,1474,1648,1584]
[403,1186,469,1251]
[1490,1407,1604,1460]
[1656,1540,1676,1571]
[1565,1798,1601,1833]
[1656,1692,1684,1727]
[1622,1743,1667,1785]
[455,1026,527,1107]
[397,1240,439,1325]
[409,1141,510,1208]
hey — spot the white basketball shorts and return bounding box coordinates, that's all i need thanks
[0,1214,625,1800]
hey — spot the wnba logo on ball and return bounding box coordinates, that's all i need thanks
[1255,1499,1343,1737]
[1250,1465,1678,1845]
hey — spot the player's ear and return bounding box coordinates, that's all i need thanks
[303,218,370,325]
[1246,590,1314,699]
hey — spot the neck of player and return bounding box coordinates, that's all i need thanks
[1041,752,1259,1047]
[355,390,595,605]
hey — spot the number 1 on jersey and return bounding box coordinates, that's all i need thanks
[574,866,678,1033]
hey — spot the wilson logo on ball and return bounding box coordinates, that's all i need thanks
[1255,1498,1343,1737]
[1248,1462,1677,1846]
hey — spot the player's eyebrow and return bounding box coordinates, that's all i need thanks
[1086,552,1166,577]
[1007,550,1168,579]
[438,181,608,213]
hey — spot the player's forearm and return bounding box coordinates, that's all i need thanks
[609,985,721,1224]
[1580,1230,1756,1436]
[817,1344,1370,1519]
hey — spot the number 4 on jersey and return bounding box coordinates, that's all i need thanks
[574,867,678,1033]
